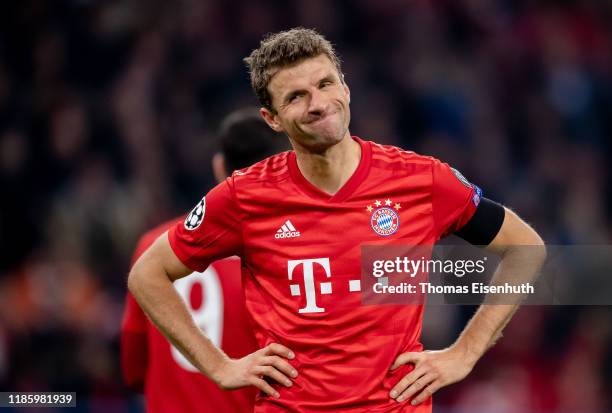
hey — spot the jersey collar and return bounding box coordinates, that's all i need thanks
[288,136,372,202]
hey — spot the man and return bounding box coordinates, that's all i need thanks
[128,28,546,412]
[121,108,289,412]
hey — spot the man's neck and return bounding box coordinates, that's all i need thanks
[293,133,361,196]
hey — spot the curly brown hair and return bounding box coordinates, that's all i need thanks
[244,27,343,113]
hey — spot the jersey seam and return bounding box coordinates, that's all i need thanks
[226,176,246,260]
[238,173,291,185]
[453,186,478,234]
[432,161,477,239]
[430,159,438,238]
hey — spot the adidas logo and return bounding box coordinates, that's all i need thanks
[275,220,301,239]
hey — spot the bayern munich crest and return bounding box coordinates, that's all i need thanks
[367,199,401,236]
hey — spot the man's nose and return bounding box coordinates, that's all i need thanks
[308,89,328,115]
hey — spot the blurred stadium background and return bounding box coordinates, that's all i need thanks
[1,0,611,412]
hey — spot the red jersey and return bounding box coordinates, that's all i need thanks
[168,137,479,412]
[121,220,258,413]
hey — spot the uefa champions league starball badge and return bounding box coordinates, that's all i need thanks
[184,197,206,230]
[366,199,401,236]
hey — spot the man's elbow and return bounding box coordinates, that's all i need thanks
[128,248,179,298]
[127,256,149,297]
[529,231,547,266]
[515,224,547,268]
[495,209,547,266]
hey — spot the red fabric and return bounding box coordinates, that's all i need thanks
[169,137,478,412]
[431,159,479,237]
[121,293,148,392]
[121,220,258,413]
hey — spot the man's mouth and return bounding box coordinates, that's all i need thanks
[304,110,337,125]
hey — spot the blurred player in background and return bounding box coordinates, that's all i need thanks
[121,108,289,413]
[128,28,546,412]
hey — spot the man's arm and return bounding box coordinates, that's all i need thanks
[127,231,298,398]
[389,207,546,405]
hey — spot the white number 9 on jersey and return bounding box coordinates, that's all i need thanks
[171,267,224,372]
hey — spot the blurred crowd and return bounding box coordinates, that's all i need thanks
[0,0,611,412]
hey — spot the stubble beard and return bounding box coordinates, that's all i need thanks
[294,110,350,154]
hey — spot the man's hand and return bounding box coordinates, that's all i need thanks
[387,209,545,406]
[212,343,298,399]
[389,345,476,405]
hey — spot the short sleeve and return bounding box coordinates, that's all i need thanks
[432,159,482,239]
[168,179,243,272]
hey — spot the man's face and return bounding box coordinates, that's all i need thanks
[261,54,351,152]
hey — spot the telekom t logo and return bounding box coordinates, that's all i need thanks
[288,258,332,314]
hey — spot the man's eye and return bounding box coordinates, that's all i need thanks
[320,81,332,88]
[288,94,301,103]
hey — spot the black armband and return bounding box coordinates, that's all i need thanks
[455,197,505,245]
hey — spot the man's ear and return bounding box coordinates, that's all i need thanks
[343,80,351,104]
[260,107,284,132]
[212,152,227,183]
